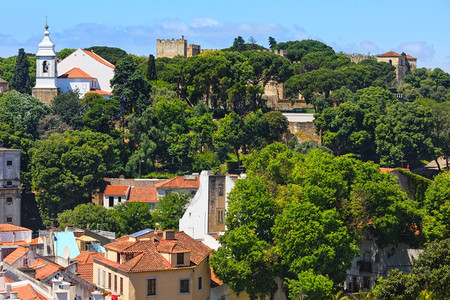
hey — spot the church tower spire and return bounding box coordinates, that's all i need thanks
[32,23,58,105]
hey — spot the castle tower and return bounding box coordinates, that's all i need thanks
[377,51,408,84]
[32,23,58,105]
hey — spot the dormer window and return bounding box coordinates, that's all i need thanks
[177,253,184,265]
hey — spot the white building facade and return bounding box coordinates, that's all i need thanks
[33,25,114,104]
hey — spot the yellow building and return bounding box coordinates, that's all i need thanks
[93,229,211,300]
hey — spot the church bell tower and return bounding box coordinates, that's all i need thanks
[32,23,58,105]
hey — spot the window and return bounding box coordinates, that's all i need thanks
[6,217,12,223]
[102,271,105,287]
[118,197,122,203]
[43,61,48,73]
[177,253,184,265]
[120,277,123,295]
[6,160,12,166]
[108,272,111,289]
[109,196,114,207]
[217,209,224,224]
[114,275,117,292]
[6,197,12,204]
[97,268,100,285]
[198,275,203,291]
[375,252,380,263]
[180,279,190,294]
[218,184,224,196]
[147,278,156,296]
[6,181,12,186]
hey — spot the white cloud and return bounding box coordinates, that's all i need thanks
[398,41,435,61]
[190,18,220,28]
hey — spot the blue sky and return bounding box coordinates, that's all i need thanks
[1,0,449,72]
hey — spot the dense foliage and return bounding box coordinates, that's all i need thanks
[211,143,426,299]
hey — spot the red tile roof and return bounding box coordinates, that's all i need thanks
[28,237,41,245]
[0,240,27,247]
[128,187,158,203]
[86,89,113,96]
[104,185,130,196]
[72,252,104,284]
[155,176,199,189]
[13,284,47,300]
[98,231,210,273]
[406,54,417,60]
[210,266,223,286]
[58,67,95,79]
[4,246,29,265]
[29,258,64,280]
[0,284,47,300]
[0,224,31,232]
[82,50,115,69]
[378,51,402,57]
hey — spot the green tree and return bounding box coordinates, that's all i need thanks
[146,54,157,81]
[58,203,117,231]
[268,36,277,49]
[82,97,119,134]
[376,102,435,167]
[273,40,334,62]
[56,48,76,60]
[152,192,189,230]
[84,46,128,65]
[51,90,86,130]
[0,90,52,138]
[11,48,31,94]
[213,111,245,165]
[273,201,358,285]
[413,238,450,299]
[231,36,246,51]
[111,55,151,117]
[112,202,153,236]
[372,269,420,300]
[31,130,121,224]
[286,269,334,300]
[210,226,278,300]
[422,171,450,242]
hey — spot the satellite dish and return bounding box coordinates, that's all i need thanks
[63,246,70,260]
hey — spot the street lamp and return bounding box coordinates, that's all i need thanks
[139,160,144,178]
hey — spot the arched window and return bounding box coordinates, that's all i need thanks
[389,59,392,65]
[43,61,48,73]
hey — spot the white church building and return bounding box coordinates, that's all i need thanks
[32,24,114,105]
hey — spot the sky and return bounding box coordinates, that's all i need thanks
[1,0,449,72]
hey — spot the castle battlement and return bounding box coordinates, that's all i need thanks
[157,37,201,58]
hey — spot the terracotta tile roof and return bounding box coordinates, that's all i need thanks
[27,237,41,245]
[74,253,105,284]
[4,276,15,284]
[58,67,95,79]
[4,246,29,265]
[210,266,223,286]
[82,50,115,69]
[98,231,211,273]
[0,224,31,232]
[378,51,402,57]
[157,241,189,253]
[11,284,47,300]
[155,176,199,189]
[86,89,113,96]
[0,240,27,247]
[29,258,64,281]
[128,187,158,203]
[104,185,130,196]
[104,235,136,252]
[72,251,104,264]
[406,54,417,60]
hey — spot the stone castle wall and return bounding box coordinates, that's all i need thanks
[156,39,187,58]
